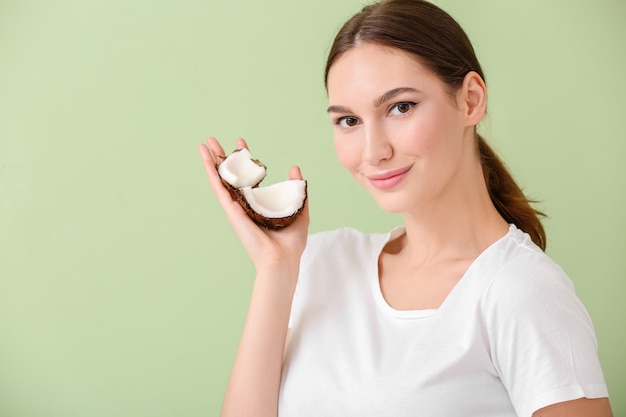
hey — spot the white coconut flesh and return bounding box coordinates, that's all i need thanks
[241,180,307,218]
[218,148,266,188]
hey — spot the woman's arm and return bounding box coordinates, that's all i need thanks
[532,397,613,416]
[199,137,309,417]
[221,262,298,416]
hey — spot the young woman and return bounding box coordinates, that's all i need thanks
[199,0,612,416]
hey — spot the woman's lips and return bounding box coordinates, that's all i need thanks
[366,164,413,189]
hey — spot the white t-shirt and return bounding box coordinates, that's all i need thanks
[279,225,608,417]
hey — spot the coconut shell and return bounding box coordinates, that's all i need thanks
[235,181,308,230]
[216,149,306,230]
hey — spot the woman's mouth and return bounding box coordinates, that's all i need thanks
[366,164,413,190]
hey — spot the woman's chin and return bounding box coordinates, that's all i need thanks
[372,195,412,214]
[359,181,417,214]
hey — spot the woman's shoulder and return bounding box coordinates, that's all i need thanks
[486,225,572,289]
[480,225,583,319]
[479,228,606,416]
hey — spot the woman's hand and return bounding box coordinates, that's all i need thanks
[198,137,309,274]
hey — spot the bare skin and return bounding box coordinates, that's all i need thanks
[533,397,613,417]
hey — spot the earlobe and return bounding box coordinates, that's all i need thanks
[462,71,487,126]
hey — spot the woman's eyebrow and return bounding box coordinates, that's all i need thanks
[326,104,351,114]
[373,87,420,107]
[327,87,421,114]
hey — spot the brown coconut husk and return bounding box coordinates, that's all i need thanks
[237,181,308,230]
[215,150,305,230]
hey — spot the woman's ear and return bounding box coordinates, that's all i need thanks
[460,71,487,126]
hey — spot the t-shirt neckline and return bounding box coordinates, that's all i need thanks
[371,224,517,319]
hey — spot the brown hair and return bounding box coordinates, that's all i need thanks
[324,0,546,250]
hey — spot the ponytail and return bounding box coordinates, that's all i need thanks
[478,135,547,250]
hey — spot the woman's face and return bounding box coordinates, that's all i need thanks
[326,43,478,214]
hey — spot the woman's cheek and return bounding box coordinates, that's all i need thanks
[333,137,361,173]
[393,118,433,154]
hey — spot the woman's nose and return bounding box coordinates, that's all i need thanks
[363,123,392,165]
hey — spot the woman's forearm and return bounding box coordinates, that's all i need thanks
[220,264,298,417]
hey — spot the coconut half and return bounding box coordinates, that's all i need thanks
[240,180,307,229]
[217,148,307,230]
[217,148,266,189]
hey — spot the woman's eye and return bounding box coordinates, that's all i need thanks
[337,116,359,128]
[390,102,416,115]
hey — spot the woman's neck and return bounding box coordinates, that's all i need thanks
[397,168,509,266]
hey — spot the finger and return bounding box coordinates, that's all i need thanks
[198,143,233,202]
[199,141,257,228]
[198,143,214,166]
[205,137,227,162]
[289,165,304,180]
[236,137,249,150]
[199,137,232,196]
[198,145,221,184]
[290,166,309,227]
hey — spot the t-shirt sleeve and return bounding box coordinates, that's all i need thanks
[484,252,609,417]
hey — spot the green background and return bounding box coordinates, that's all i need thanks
[1,0,624,415]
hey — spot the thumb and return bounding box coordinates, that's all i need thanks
[289,165,304,180]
